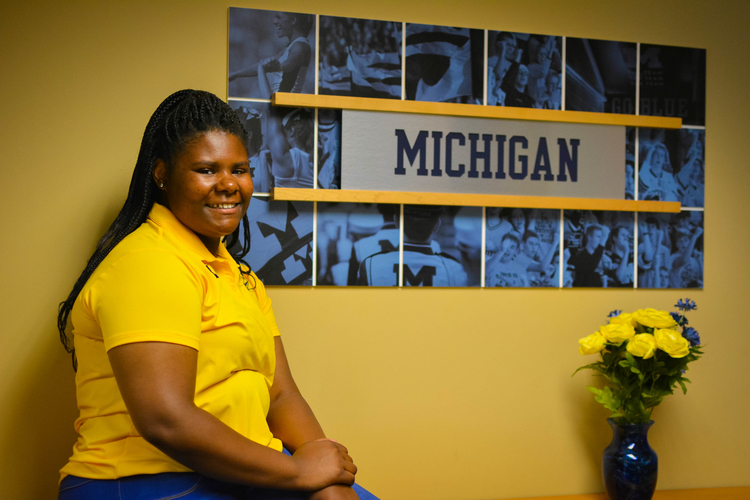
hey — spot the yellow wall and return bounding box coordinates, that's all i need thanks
[1,1,748,499]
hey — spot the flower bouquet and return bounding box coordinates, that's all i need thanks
[575,299,703,425]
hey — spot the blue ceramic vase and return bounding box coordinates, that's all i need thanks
[602,418,658,500]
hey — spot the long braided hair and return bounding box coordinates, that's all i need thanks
[57,89,253,370]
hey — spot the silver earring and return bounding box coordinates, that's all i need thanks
[159,182,164,188]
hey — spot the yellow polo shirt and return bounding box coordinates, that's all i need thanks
[60,203,283,481]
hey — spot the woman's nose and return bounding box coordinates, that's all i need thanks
[216,172,238,192]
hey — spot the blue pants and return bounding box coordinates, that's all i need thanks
[58,473,378,500]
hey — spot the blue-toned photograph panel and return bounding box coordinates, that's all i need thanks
[487,31,562,109]
[318,109,341,189]
[319,16,401,99]
[563,210,635,288]
[637,211,704,289]
[228,100,273,193]
[485,208,560,287]
[565,38,637,114]
[399,205,481,287]
[228,7,316,99]
[638,128,704,207]
[404,24,484,104]
[626,127,636,200]
[317,203,400,286]
[228,101,315,191]
[240,198,314,286]
[640,44,706,126]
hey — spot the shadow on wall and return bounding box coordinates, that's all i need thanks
[566,373,612,486]
[0,329,79,499]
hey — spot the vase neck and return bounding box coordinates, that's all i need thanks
[608,418,654,437]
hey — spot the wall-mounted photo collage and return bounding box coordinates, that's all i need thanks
[226,7,706,289]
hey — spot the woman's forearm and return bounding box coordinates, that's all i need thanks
[267,389,327,452]
[148,405,353,491]
[267,338,330,451]
[145,404,301,488]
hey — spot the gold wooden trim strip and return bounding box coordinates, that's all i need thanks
[489,486,750,500]
[272,93,683,129]
[270,188,681,213]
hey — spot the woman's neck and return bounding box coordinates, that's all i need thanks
[197,234,221,256]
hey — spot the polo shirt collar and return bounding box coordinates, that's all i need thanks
[147,203,233,264]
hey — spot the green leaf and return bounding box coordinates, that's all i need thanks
[586,386,603,396]
[678,379,688,395]
[572,362,606,377]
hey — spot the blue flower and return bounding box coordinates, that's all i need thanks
[682,327,701,347]
[608,310,622,318]
[670,312,688,326]
[676,298,697,311]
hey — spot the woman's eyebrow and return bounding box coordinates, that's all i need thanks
[190,160,250,167]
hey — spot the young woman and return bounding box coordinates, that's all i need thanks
[639,143,679,202]
[57,90,374,500]
[257,54,315,189]
[602,225,634,288]
[236,106,273,193]
[569,224,607,287]
[229,12,313,94]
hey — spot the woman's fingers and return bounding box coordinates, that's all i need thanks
[292,439,358,490]
[343,460,358,476]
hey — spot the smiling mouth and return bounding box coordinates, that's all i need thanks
[207,203,240,209]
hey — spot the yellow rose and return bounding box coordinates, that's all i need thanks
[626,334,658,359]
[609,312,638,328]
[654,328,690,358]
[633,308,678,329]
[599,322,636,343]
[579,331,606,355]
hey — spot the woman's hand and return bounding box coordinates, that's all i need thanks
[310,484,361,500]
[291,438,357,490]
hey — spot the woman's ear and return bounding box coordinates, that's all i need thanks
[153,159,168,190]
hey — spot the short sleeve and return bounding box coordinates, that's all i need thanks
[88,248,203,352]
[249,271,281,337]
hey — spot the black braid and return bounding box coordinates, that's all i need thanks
[226,212,255,288]
[58,90,250,370]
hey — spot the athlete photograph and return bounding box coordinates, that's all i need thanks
[486,31,562,109]
[638,127,705,207]
[563,210,635,288]
[358,205,481,287]
[485,208,561,288]
[565,38,637,114]
[637,211,704,289]
[318,109,342,189]
[228,100,273,194]
[317,203,400,287]
[404,24,484,104]
[228,7,316,99]
[625,127,636,200]
[229,197,314,286]
[228,101,315,191]
[319,15,401,99]
[640,44,706,126]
